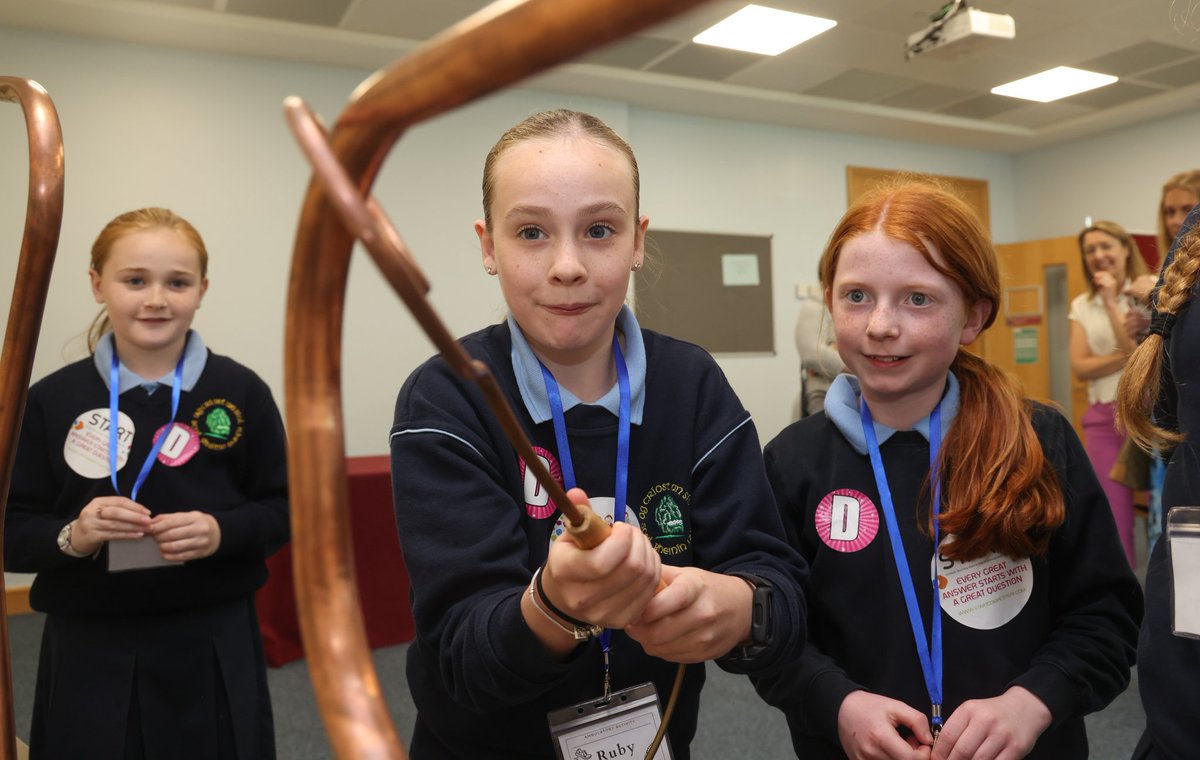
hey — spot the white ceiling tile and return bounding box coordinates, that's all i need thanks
[990,100,1094,129]
[1077,41,1196,76]
[1137,56,1200,88]
[152,0,215,8]
[876,83,977,111]
[648,43,763,81]
[724,54,843,93]
[804,69,924,103]
[225,0,352,27]
[939,93,1025,120]
[1065,79,1164,110]
[341,0,484,39]
[3,0,1197,153]
[633,0,748,44]
[581,36,682,70]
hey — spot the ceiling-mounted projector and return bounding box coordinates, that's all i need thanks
[906,5,1015,60]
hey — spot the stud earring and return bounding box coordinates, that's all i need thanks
[485,265,495,275]
[632,260,643,271]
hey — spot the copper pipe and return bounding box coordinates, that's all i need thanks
[284,1,710,757]
[0,77,65,760]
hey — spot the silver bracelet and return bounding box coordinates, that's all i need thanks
[527,567,601,641]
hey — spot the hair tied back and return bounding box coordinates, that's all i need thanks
[1149,312,1177,339]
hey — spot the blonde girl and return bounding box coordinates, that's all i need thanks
[389,110,806,759]
[4,208,288,759]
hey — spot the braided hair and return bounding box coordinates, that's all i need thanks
[1116,224,1200,450]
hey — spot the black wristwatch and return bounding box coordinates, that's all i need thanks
[726,572,774,660]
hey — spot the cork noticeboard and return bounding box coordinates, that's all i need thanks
[633,230,773,354]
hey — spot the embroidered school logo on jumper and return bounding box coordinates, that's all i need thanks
[191,398,244,451]
[654,495,685,538]
[521,446,563,519]
[63,408,134,479]
[815,488,880,552]
[638,482,692,558]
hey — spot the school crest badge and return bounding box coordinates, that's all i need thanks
[639,482,692,559]
[192,398,245,450]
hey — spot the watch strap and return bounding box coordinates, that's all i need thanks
[57,521,89,558]
[727,571,775,659]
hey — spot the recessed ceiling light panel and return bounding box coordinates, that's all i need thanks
[693,4,837,56]
[991,66,1118,103]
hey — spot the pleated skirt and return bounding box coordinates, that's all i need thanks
[29,595,275,760]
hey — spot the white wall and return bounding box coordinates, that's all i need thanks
[0,28,623,454]
[630,110,1016,441]
[1014,108,1200,240]
[14,24,1161,458]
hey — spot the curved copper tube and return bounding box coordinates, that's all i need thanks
[0,77,65,759]
[284,1,708,756]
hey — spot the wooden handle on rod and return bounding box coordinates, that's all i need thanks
[285,1,710,757]
[0,76,65,760]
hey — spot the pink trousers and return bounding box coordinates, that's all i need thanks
[1082,401,1136,567]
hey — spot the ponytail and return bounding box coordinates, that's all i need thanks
[933,350,1064,560]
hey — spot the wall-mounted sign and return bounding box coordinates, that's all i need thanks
[1014,327,1038,364]
[1005,284,1043,326]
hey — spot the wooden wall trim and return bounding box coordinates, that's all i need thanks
[5,587,31,617]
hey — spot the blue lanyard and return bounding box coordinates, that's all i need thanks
[109,350,185,502]
[537,333,631,523]
[860,399,944,733]
[539,332,632,691]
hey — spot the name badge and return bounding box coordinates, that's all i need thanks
[1167,507,1200,639]
[107,536,182,573]
[547,682,672,760]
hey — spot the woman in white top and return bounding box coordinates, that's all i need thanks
[1069,220,1150,568]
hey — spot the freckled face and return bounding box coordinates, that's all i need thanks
[829,231,987,425]
[1162,187,1199,243]
[476,136,648,367]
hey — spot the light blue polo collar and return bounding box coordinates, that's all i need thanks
[93,330,208,394]
[510,304,646,425]
[825,371,960,455]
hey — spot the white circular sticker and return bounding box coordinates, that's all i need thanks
[935,537,1032,630]
[63,408,134,479]
[548,496,639,544]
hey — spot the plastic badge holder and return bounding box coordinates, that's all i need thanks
[108,536,181,572]
[547,682,672,760]
[1167,506,1200,639]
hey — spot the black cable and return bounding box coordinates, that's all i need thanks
[905,0,968,59]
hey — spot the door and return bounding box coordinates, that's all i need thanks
[987,236,1088,438]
